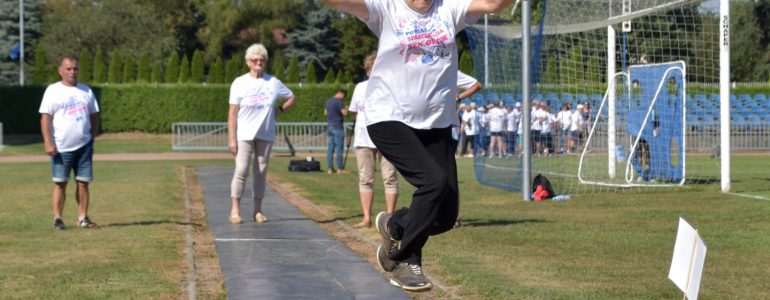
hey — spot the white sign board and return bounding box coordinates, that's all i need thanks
[668,218,707,300]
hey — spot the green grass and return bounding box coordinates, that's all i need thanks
[2,132,768,299]
[0,159,226,299]
[266,154,770,299]
[1,134,173,156]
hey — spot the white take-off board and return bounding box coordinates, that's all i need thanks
[668,217,707,300]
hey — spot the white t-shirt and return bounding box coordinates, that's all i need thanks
[541,112,555,134]
[506,109,520,132]
[361,0,477,129]
[349,81,376,148]
[570,110,583,132]
[229,73,294,142]
[461,110,478,135]
[38,82,100,152]
[531,108,546,131]
[487,107,506,133]
[457,71,478,90]
[556,110,572,130]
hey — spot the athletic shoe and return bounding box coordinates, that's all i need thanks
[335,169,351,174]
[76,217,97,229]
[389,262,432,292]
[53,218,65,230]
[375,211,398,272]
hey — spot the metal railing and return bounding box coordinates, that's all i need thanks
[172,122,353,152]
[0,122,4,151]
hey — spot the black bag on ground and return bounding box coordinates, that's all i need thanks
[288,158,321,172]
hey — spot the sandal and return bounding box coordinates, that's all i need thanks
[255,213,269,223]
[229,214,242,224]
[353,221,372,228]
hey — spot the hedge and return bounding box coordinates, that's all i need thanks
[1,83,353,134]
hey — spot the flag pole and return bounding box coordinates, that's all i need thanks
[19,0,25,86]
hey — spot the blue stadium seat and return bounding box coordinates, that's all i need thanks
[754,94,769,108]
[576,93,588,104]
[501,93,515,107]
[561,92,574,104]
[545,93,558,104]
[591,93,602,106]
[470,93,485,105]
[486,91,500,103]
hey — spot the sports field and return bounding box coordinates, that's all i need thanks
[0,134,768,299]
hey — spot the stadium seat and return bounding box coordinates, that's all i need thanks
[502,93,515,106]
[470,93,485,105]
[561,92,574,104]
[577,93,588,104]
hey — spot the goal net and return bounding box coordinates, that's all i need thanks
[464,0,723,195]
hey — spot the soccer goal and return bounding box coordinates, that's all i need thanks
[464,0,728,195]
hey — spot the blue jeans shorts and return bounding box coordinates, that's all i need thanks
[51,140,94,183]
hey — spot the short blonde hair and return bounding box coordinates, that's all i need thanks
[245,44,269,61]
[363,52,377,74]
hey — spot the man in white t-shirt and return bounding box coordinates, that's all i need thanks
[39,56,100,230]
[555,102,573,153]
[322,0,515,292]
[505,102,521,157]
[570,104,585,153]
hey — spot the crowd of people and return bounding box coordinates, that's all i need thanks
[457,98,594,158]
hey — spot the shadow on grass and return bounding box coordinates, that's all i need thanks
[102,220,202,228]
[460,218,549,227]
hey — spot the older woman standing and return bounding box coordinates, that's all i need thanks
[228,44,296,224]
[322,0,514,292]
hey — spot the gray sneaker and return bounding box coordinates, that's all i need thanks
[389,262,432,292]
[375,211,398,272]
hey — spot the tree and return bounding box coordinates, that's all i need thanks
[271,50,286,80]
[335,69,344,84]
[197,1,306,62]
[305,62,317,84]
[730,2,765,81]
[178,55,190,83]
[0,0,44,85]
[78,48,92,84]
[150,62,162,83]
[32,46,49,85]
[209,57,225,84]
[225,58,241,83]
[165,52,179,83]
[108,51,122,83]
[459,51,474,76]
[284,2,339,73]
[137,52,151,83]
[324,69,336,84]
[286,56,300,83]
[39,0,176,72]
[331,15,377,82]
[190,50,205,83]
[92,47,106,83]
[122,55,136,83]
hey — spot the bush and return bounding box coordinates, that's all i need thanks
[0,84,353,134]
